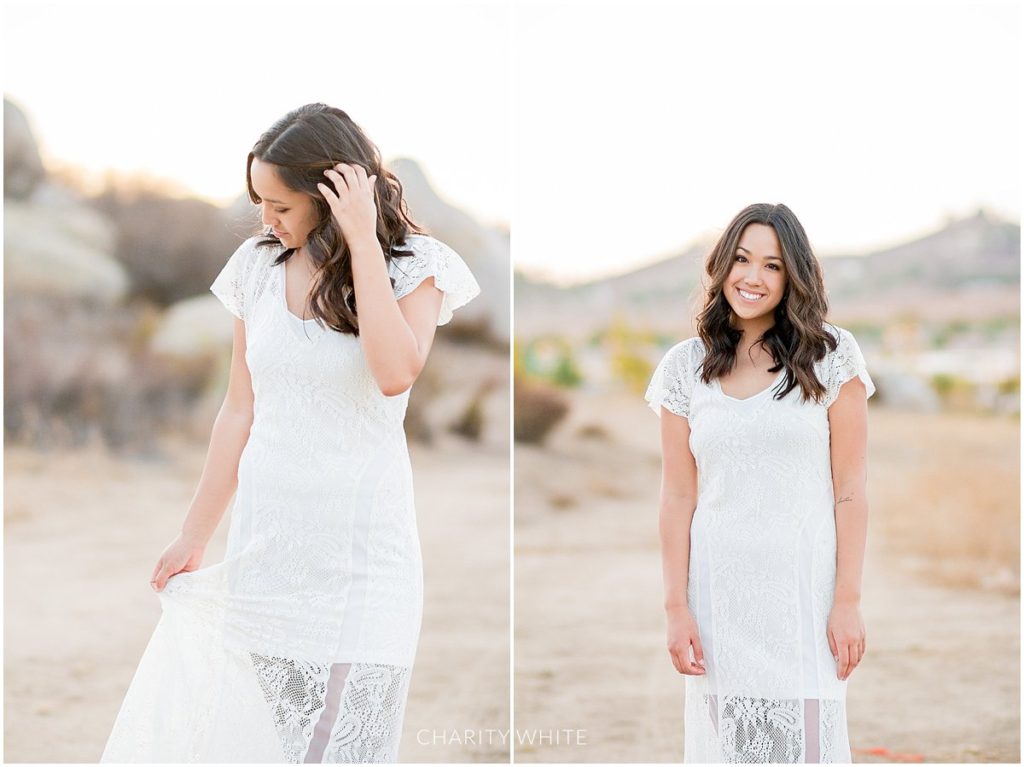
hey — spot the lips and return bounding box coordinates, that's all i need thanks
[273,229,287,237]
[737,287,766,302]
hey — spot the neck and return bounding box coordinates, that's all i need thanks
[732,314,775,342]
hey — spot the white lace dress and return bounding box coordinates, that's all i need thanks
[644,324,875,764]
[101,233,480,764]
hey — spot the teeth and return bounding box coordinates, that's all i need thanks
[738,289,764,301]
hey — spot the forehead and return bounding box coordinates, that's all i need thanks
[736,223,781,256]
[250,158,294,202]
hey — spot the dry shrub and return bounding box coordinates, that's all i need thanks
[5,295,213,455]
[513,375,569,445]
[449,377,500,442]
[85,186,248,306]
[405,363,443,444]
[577,423,611,441]
[440,314,504,349]
[548,492,577,510]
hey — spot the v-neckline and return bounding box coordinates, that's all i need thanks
[714,369,786,402]
[277,260,325,342]
[279,258,317,322]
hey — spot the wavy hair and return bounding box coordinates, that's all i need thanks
[246,103,424,335]
[695,203,838,404]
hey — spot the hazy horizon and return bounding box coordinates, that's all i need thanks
[516,205,1016,287]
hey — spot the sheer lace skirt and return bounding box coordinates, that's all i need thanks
[100,597,413,763]
[684,675,850,763]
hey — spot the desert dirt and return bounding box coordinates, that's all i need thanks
[514,392,1019,763]
[4,432,510,763]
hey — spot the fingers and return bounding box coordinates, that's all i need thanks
[827,627,838,661]
[151,560,169,592]
[324,163,366,191]
[668,647,684,675]
[151,558,181,592]
[837,641,850,680]
[320,163,375,206]
[321,168,348,201]
[317,178,339,204]
[352,163,369,188]
[668,644,706,675]
[843,643,861,680]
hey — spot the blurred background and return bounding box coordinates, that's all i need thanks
[512,1,1020,763]
[4,0,510,762]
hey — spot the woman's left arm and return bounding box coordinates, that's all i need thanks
[826,375,869,681]
[320,163,444,396]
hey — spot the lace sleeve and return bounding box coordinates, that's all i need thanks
[209,237,261,320]
[644,340,694,418]
[389,235,481,326]
[822,326,877,408]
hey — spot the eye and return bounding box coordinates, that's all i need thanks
[274,208,290,214]
[734,254,747,262]
[767,263,780,271]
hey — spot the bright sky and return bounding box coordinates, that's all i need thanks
[4,1,1019,285]
[514,0,1021,284]
[2,0,511,227]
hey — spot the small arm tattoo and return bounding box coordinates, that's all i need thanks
[835,494,854,507]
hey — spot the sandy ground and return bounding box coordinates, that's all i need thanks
[514,392,1020,763]
[4,433,509,763]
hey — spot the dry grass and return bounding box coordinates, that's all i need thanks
[869,410,1019,594]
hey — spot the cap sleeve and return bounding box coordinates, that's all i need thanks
[644,339,696,418]
[209,237,261,320]
[822,326,877,408]
[389,235,481,326]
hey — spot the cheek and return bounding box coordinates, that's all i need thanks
[299,206,319,230]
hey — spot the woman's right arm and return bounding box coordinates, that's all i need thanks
[658,408,705,675]
[151,318,254,591]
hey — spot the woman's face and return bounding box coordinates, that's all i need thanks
[723,223,788,323]
[250,157,320,248]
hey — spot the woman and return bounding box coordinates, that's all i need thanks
[101,103,480,763]
[644,203,874,763]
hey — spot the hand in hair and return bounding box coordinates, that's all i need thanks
[317,163,379,248]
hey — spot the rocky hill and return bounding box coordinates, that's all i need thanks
[515,210,1020,338]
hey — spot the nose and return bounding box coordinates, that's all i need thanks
[743,264,763,286]
[260,206,277,228]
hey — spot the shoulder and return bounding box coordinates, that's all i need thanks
[391,233,458,265]
[387,233,480,318]
[816,321,876,403]
[822,321,849,343]
[670,335,706,363]
[657,335,705,374]
[227,234,279,273]
[820,322,862,359]
[245,233,284,262]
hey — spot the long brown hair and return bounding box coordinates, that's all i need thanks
[695,203,838,404]
[246,103,424,334]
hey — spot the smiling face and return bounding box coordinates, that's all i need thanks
[724,223,788,327]
[249,157,320,247]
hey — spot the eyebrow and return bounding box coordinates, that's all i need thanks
[736,246,782,260]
